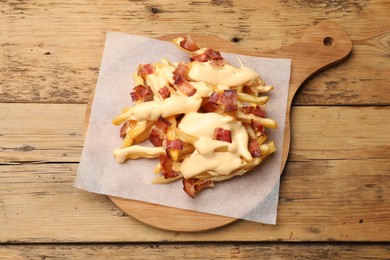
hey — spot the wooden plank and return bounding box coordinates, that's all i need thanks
[1,160,389,243]
[0,104,85,164]
[1,104,389,164]
[1,244,390,259]
[0,1,389,105]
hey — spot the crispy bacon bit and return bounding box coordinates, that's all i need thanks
[130,85,153,102]
[173,75,197,96]
[222,89,237,112]
[201,100,219,112]
[204,48,226,67]
[130,92,141,102]
[172,63,196,96]
[183,178,214,198]
[209,57,226,67]
[149,117,172,146]
[149,128,164,147]
[213,127,232,143]
[173,63,189,81]
[165,139,184,150]
[200,92,222,112]
[190,53,209,62]
[195,179,214,192]
[158,86,171,99]
[155,116,172,129]
[190,48,226,67]
[209,91,222,103]
[183,178,196,198]
[179,35,200,51]
[240,105,266,118]
[251,120,264,133]
[160,154,178,179]
[204,48,222,59]
[120,121,130,138]
[248,138,262,157]
[138,63,154,76]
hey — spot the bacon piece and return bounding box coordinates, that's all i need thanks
[183,178,196,198]
[202,92,223,112]
[208,92,221,103]
[165,139,184,150]
[138,63,154,76]
[209,57,226,67]
[213,127,232,143]
[201,100,219,112]
[179,35,200,51]
[222,89,237,112]
[183,178,215,198]
[173,75,197,96]
[130,92,141,102]
[204,48,223,59]
[251,120,264,133]
[200,92,222,112]
[130,85,153,102]
[120,121,130,138]
[173,63,189,81]
[190,48,226,67]
[160,154,179,179]
[149,128,165,147]
[158,86,171,99]
[172,63,197,96]
[190,53,209,62]
[248,138,262,157]
[204,48,226,67]
[149,117,172,147]
[240,105,266,118]
[195,179,214,192]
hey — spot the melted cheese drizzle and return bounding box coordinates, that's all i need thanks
[178,112,252,178]
[120,57,262,178]
[126,95,202,121]
[188,62,260,87]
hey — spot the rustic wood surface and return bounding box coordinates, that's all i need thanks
[1,0,389,259]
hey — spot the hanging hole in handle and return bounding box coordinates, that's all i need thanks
[323,37,334,47]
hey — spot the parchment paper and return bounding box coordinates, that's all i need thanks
[75,32,291,224]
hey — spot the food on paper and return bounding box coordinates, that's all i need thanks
[112,35,277,198]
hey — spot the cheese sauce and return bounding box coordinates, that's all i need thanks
[178,112,251,178]
[125,95,202,121]
[188,62,260,87]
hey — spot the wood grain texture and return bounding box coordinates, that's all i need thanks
[1,159,389,242]
[1,0,389,254]
[1,244,390,259]
[0,0,389,105]
[90,23,351,232]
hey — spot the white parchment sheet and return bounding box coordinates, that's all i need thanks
[75,32,291,224]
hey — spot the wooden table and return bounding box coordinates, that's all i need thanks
[1,0,389,259]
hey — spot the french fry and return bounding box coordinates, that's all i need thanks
[122,120,149,148]
[237,92,269,105]
[175,128,198,144]
[250,85,274,93]
[166,116,180,161]
[236,110,278,129]
[113,146,164,163]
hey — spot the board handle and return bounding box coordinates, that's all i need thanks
[261,21,352,99]
[259,21,352,172]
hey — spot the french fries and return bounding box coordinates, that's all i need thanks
[112,35,278,198]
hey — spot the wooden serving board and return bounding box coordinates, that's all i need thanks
[85,22,352,232]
